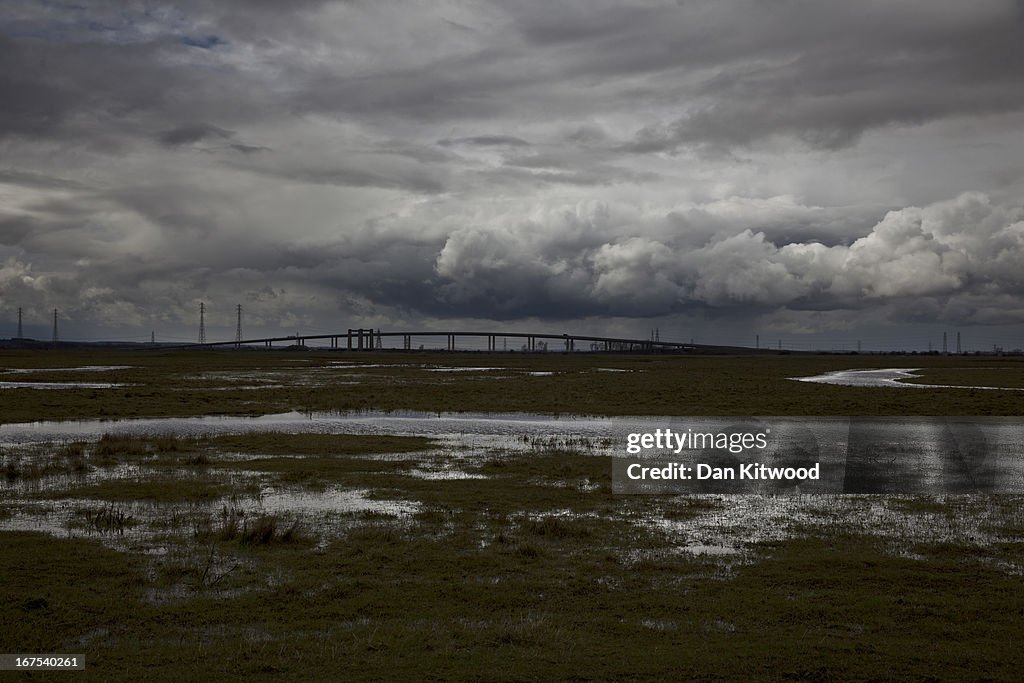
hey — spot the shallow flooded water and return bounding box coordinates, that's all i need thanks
[0,381,129,389]
[793,367,1024,391]
[0,410,632,453]
[4,412,1024,493]
[0,365,134,373]
[0,365,134,389]
[3,408,1024,564]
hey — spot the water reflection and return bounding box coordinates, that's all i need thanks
[792,368,1024,391]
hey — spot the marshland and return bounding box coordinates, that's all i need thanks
[2,349,1023,680]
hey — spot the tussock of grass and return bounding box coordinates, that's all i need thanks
[520,515,591,539]
[2,458,19,482]
[57,442,85,459]
[241,515,277,544]
[207,507,306,546]
[95,433,189,459]
[54,477,254,503]
[2,441,90,480]
[76,504,135,534]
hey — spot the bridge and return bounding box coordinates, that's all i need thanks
[178,329,737,353]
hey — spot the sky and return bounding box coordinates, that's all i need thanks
[2,0,1024,351]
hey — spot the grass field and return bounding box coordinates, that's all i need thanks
[2,349,1023,680]
[2,349,1024,422]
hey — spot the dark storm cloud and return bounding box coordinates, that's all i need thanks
[0,169,91,191]
[637,2,1024,151]
[158,122,234,146]
[482,165,661,188]
[439,135,531,147]
[280,167,446,194]
[227,143,270,155]
[228,160,448,194]
[7,2,1024,148]
[0,37,79,137]
[179,34,224,49]
[4,1,1024,342]
[494,1,1024,151]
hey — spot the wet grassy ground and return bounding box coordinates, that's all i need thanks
[2,349,1024,422]
[2,350,1024,680]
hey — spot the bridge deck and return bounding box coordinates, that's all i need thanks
[177,329,723,352]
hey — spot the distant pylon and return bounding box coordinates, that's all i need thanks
[199,302,206,344]
[151,330,155,345]
[956,331,961,354]
[235,304,242,345]
[16,307,22,339]
[52,308,58,343]
[942,331,948,354]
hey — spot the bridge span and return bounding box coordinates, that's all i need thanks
[182,329,719,353]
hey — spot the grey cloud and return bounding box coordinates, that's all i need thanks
[620,3,1024,150]
[158,122,234,146]
[8,1,1024,154]
[484,165,660,187]
[565,125,609,145]
[0,76,73,137]
[439,135,530,147]
[227,143,270,154]
[0,215,36,246]
[0,169,91,191]
[241,164,446,194]
[429,193,1024,323]
[4,1,1024,344]
[0,37,81,138]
